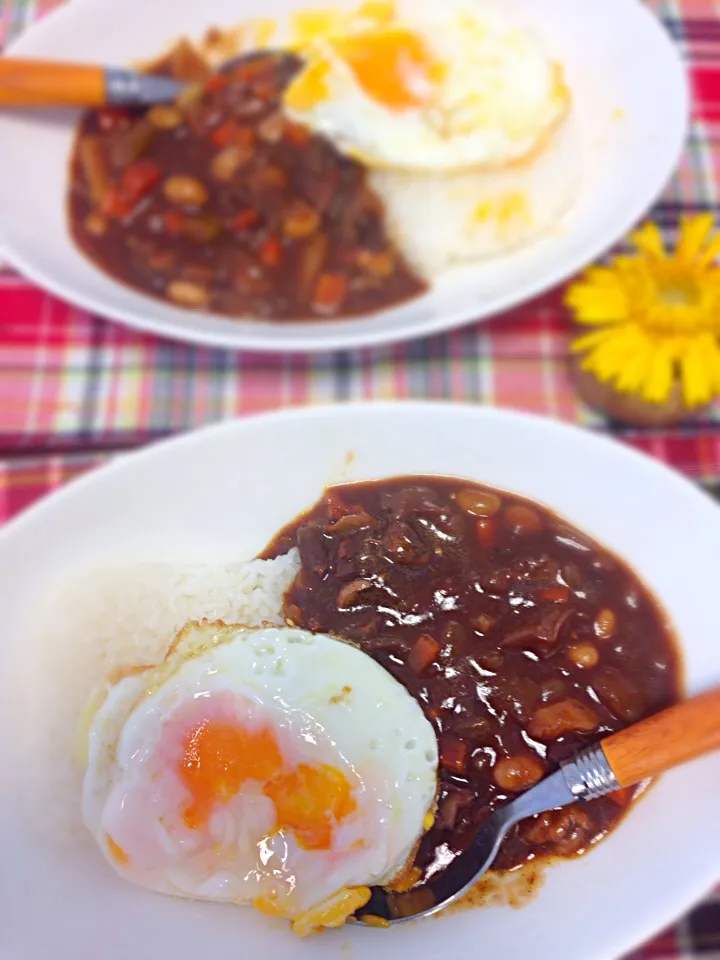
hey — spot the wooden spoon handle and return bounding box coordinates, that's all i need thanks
[601,686,720,787]
[0,58,105,107]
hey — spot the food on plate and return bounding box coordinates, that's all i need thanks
[81,621,437,934]
[20,554,301,841]
[264,476,680,879]
[369,115,579,276]
[68,52,426,320]
[25,474,675,933]
[280,1,570,172]
[67,0,580,320]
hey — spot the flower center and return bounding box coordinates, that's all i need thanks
[656,276,701,308]
[638,265,719,336]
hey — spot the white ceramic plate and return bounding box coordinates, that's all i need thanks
[0,0,688,352]
[1,402,719,960]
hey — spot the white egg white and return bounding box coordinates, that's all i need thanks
[283,0,570,172]
[82,622,438,919]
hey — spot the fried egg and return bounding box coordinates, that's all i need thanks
[279,0,570,171]
[82,622,438,933]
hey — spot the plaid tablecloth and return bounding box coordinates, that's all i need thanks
[1,0,719,955]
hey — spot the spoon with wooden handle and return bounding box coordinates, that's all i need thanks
[0,58,184,107]
[354,685,720,926]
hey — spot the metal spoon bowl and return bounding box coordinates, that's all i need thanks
[353,686,720,926]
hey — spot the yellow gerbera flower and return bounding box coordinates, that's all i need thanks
[565,214,720,408]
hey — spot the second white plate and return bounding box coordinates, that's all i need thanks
[0,0,688,351]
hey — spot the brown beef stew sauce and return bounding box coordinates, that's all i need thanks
[68,51,427,321]
[263,477,680,887]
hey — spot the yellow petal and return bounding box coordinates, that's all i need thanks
[571,327,621,354]
[691,334,720,397]
[703,335,720,389]
[699,234,720,267]
[566,265,625,297]
[609,328,658,392]
[642,340,677,403]
[565,268,630,323]
[579,327,644,382]
[631,222,666,259]
[565,285,629,324]
[677,213,714,263]
[582,265,627,289]
[679,337,714,407]
[615,349,652,394]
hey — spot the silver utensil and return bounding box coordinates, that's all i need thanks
[104,68,183,105]
[354,685,720,926]
[0,57,184,108]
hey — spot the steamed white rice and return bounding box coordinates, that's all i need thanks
[14,552,299,840]
[370,112,582,278]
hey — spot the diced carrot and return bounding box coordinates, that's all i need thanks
[204,73,227,93]
[475,518,495,549]
[284,122,311,147]
[162,209,186,234]
[312,272,348,314]
[537,585,570,604]
[408,634,441,674]
[231,208,260,232]
[122,159,161,196]
[103,159,161,218]
[439,736,467,774]
[211,120,256,148]
[211,120,235,146]
[259,235,282,267]
[100,189,124,218]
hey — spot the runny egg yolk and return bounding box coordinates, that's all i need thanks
[178,718,357,850]
[263,763,357,850]
[285,25,446,113]
[331,27,446,110]
[179,719,282,829]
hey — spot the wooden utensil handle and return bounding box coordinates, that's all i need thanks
[601,686,720,787]
[0,58,105,107]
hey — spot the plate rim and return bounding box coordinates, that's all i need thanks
[0,0,690,353]
[1,399,716,542]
